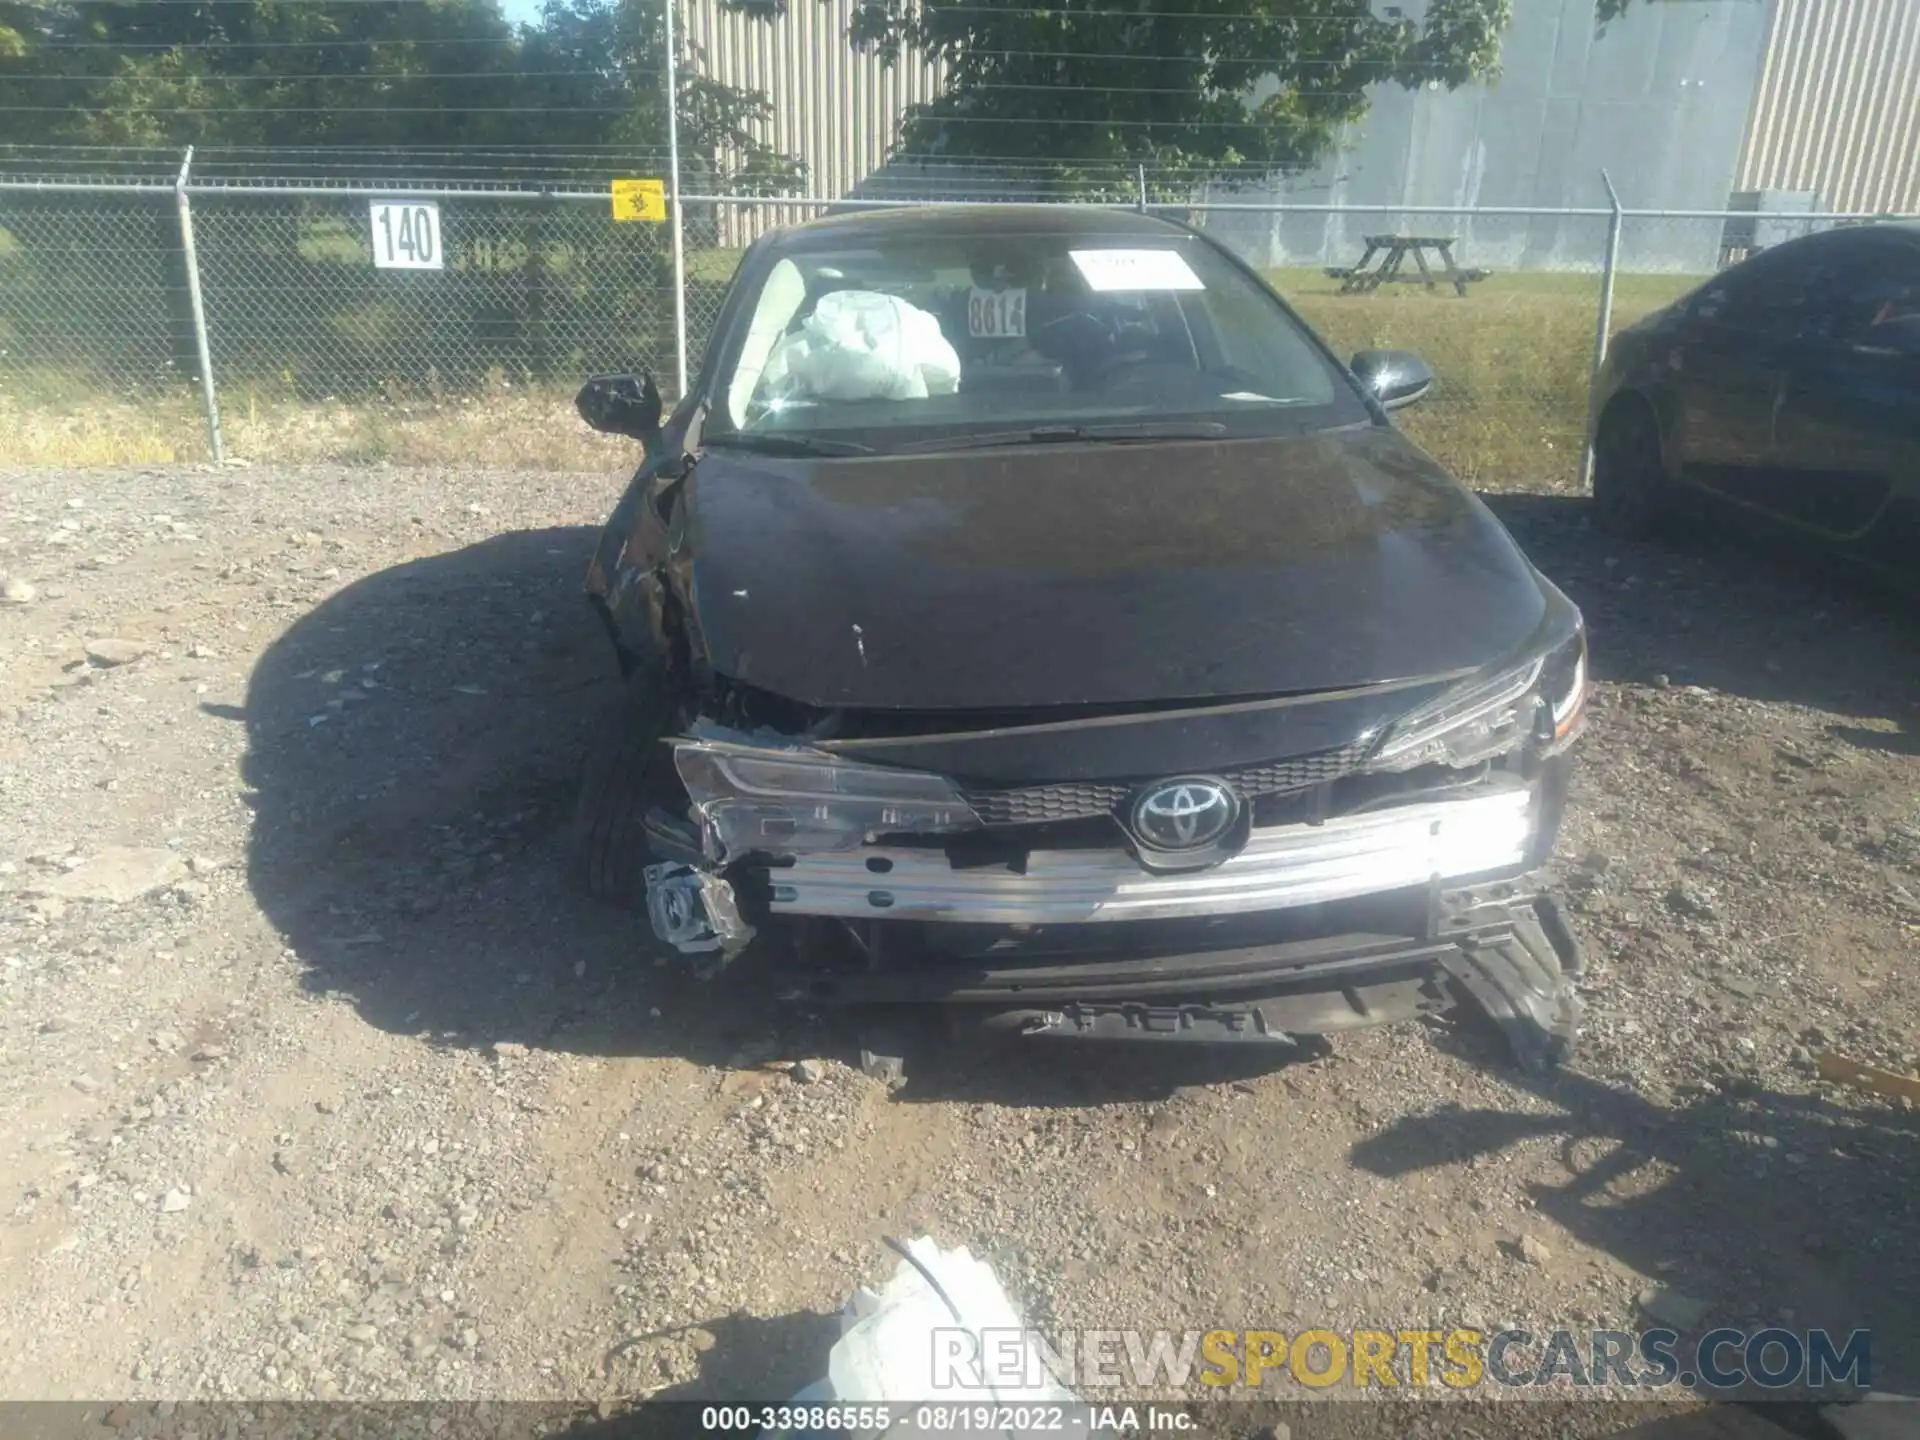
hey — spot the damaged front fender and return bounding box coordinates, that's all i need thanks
[584,413,707,680]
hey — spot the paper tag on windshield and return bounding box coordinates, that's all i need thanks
[1069,248,1204,292]
[968,286,1027,338]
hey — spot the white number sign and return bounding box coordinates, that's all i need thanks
[968,286,1027,338]
[369,200,443,271]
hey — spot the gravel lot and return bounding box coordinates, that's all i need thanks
[1,460,1917,1421]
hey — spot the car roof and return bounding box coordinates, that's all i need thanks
[762,203,1192,253]
[1742,219,1920,263]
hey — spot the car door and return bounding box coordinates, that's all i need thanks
[1666,251,1798,490]
[1770,236,1920,547]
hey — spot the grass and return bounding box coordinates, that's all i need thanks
[0,373,635,471]
[1270,268,1700,491]
[0,269,1704,478]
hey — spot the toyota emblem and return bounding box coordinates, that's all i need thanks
[1127,777,1238,851]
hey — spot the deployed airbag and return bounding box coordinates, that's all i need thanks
[760,290,962,404]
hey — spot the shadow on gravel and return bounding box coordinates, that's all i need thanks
[238,525,753,1066]
[1485,494,1920,735]
[1828,724,1920,758]
[604,1306,843,1410]
[881,1023,1331,1106]
[1350,1056,1920,1393]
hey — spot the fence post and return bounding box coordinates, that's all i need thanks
[174,147,224,464]
[663,0,689,399]
[526,193,552,384]
[1136,163,1147,213]
[1583,169,1623,491]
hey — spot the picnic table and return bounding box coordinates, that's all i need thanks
[1326,234,1492,296]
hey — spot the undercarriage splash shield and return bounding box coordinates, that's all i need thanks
[1005,1002,1303,1044]
[1439,901,1582,1072]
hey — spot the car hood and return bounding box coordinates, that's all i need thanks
[681,426,1549,711]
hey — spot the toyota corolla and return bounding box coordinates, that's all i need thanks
[572,205,1589,1068]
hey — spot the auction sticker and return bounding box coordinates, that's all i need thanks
[1069,248,1204,292]
[968,286,1027,337]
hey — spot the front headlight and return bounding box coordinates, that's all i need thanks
[674,741,980,861]
[1369,626,1587,773]
[1538,632,1589,751]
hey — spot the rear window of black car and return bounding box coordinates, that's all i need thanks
[705,228,1368,450]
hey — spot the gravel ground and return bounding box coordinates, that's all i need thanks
[1,462,1917,1424]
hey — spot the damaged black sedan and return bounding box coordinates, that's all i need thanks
[572,205,1589,1068]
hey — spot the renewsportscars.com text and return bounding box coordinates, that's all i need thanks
[933,1326,1871,1392]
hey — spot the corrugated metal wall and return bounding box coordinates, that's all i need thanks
[683,0,944,236]
[1736,0,1920,213]
[1204,0,1776,274]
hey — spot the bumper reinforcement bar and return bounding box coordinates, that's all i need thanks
[768,787,1535,924]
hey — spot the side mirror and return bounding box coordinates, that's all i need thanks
[576,371,663,440]
[1350,349,1434,411]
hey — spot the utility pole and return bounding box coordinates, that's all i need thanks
[664,0,688,399]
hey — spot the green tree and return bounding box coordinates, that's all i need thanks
[0,0,802,189]
[518,0,802,189]
[0,1,35,58]
[731,0,1640,177]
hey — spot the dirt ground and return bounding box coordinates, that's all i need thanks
[1,459,1917,1423]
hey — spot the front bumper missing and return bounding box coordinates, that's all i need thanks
[639,782,1582,1068]
[767,787,1534,925]
[806,897,1583,1072]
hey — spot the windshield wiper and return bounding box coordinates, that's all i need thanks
[895,421,1228,454]
[701,432,875,457]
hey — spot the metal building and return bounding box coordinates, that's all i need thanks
[684,0,1920,266]
[681,0,943,238]
[1205,0,1780,273]
[1735,0,1920,215]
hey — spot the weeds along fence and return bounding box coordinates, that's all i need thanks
[0,181,693,400]
[0,157,1908,486]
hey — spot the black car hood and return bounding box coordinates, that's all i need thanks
[681,426,1548,711]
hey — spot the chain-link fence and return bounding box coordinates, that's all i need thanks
[191,190,683,400]
[1,157,1908,484]
[0,191,198,392]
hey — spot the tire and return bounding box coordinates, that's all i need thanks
[1591,397,1669,539]
[573,671,678,909]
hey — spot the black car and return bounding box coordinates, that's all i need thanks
[573,205,1589,1068]
[1590,220,1920,577]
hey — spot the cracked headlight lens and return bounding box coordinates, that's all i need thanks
[1370,625,1588,774]
[673,741,980,860]
[1539,630,1589,750]
[1369,657,1544,773]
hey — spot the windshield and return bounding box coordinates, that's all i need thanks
[707,225,1367,451]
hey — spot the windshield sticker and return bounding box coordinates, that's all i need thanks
[1069,248,1204,293]
[968,286,1028,338]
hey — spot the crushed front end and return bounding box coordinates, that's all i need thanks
[635,606,1590,1071]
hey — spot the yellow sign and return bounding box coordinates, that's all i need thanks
[611,177,667,223]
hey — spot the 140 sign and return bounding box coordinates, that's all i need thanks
[369,200,443,271]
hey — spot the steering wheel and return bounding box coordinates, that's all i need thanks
[1079,352,1165,393]
[1034,309,1159,389]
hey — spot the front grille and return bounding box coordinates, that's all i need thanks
[1231,740,1372,794]
[962,780,1131,826]
[960,738,1373,827]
